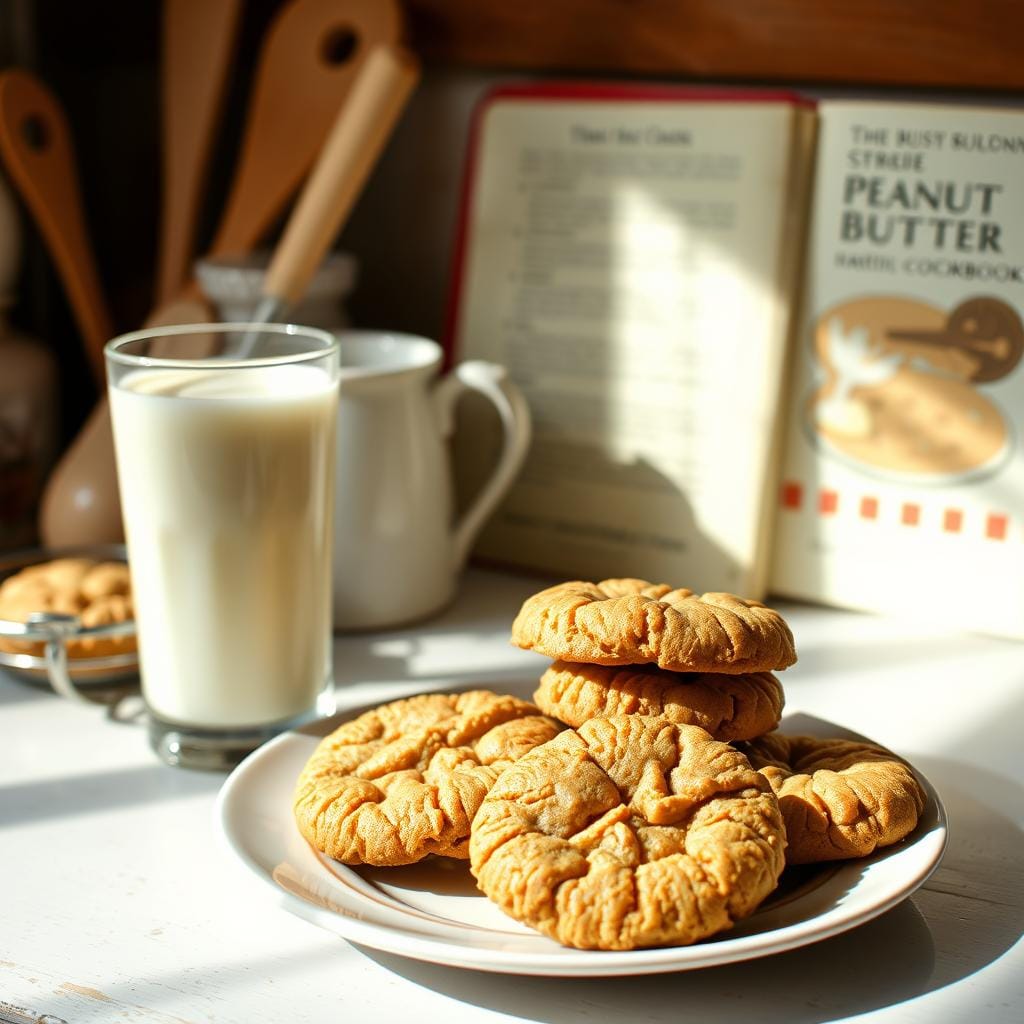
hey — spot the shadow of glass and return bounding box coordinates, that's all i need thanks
[355,899,935,1024]
[0,667,141,710]
[0,670,57,705]
[0,762,223,828]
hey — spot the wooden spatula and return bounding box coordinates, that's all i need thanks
[255,44,419,323]
[0,69,114,389]
[37,295,213,547]
[209,0,403,258]
[155,0,244,303]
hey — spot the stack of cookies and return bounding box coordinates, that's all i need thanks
[292,577,928,953]
[507,578,925,871]
[514,578,795,745]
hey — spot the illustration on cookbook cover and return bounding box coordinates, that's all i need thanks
[807,294,1020,483]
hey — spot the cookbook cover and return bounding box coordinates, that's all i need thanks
[771,100,1024,637]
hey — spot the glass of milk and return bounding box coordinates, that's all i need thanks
[106,323,339,769]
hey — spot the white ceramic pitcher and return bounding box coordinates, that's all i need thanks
[332,331,530,629]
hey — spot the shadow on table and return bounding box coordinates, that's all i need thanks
[358,901,936,1024]
[0,665,143,713]
[0,669,55,704]
[332,642,548,688]
[792,627,1018,676]
[356,751,1024,1024]
[0,761,223,828]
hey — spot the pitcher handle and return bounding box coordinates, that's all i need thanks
[433,360,531,570]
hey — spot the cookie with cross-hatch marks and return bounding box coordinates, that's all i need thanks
[739,732,927,865]
[470,715,786,950]
[293,690,563,866]
[510,579,796,675]
[534,660,785,742]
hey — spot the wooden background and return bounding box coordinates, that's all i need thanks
[406,0,1024,90]
[2,0,1021,451]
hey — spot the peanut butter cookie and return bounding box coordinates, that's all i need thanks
[511,579,796,674]
[740,733,926,864]
[470,715,786,950]
[0,558,134,658]
[293,690,563,866]
[535,660,784,741]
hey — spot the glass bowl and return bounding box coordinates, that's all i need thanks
[0,544,139,700]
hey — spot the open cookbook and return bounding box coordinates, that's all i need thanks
[447,84,1024,639]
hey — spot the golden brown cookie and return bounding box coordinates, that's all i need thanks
[293,690,563,867]
[0,559,135,659]
[470,715,786,950]
[535,660,784,742]
[740,733,926,865]
[511,579,796,674]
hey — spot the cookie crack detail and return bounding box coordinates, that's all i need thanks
[469,716,786,950]
[534,663,785,743]
[742,733,927,865]
[511,579,796,674]
[293,692,563,866]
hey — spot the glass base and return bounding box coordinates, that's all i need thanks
[148,708,319,771]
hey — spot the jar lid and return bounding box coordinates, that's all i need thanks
[195,250,359,307]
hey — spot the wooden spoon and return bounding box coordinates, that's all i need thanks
[37,0,407,546]
[155,0,244,303]
[257,44,419,320]
[37,296,213,547]
[0,69,113,389]
[208,0,403,258]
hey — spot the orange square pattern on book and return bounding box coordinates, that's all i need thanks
[777,486,1010,539]
[986,514,1008,540]
[781,481,803,509]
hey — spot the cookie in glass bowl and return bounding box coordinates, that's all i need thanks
[0,556,135,659]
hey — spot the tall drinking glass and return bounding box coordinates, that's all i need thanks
[106,323,338,769]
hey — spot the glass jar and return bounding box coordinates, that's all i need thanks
[194,250,358,330]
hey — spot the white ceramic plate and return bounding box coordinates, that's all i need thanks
[215,703,947,977]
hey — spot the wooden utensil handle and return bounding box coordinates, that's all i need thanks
[262,45,419,307]
[207,0,404,262]
[0,69,113,386]
[157,0,244,303]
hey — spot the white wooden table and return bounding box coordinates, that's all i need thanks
[1,568,1022,1024]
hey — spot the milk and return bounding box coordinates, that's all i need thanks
[110,364,336,727]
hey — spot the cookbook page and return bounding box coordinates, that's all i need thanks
[452,89,813,594]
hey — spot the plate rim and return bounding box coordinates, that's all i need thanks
[214,702,949,977]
